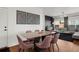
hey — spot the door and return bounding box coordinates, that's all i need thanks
[0,8,8,48]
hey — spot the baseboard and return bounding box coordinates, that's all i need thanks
[0,47,9,52]
[0,44,19,52]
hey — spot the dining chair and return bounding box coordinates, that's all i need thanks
[50,32,60,52]
[17,34,34,52]
[26,30,34,44]
[35,30,40,32]
[34,35,53,52]
[26,31,32,33]
[34,30,40,43]
[41,30,44,32]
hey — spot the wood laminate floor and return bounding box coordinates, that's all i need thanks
[9,39,79,52]
[53,39,79,52]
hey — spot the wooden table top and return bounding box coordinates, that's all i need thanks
[20,31,56,41]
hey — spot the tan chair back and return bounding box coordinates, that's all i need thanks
[35,30,39,32]
[26,31,32,33]
[41,35,53,48]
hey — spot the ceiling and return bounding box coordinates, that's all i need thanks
[41,7,79,16]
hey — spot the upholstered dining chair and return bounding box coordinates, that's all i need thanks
[34,30,40,43]
[26,31,32,33]
[17,34,34,52]
[26,30,34,44]
[50,32,60,52]
[35,30,40,32]
[34,35,53,52]
[41,30,44,32]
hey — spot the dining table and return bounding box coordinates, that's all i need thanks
[19,31,56,51]
[20,31,56,41]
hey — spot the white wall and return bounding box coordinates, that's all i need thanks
[7,7,45,47]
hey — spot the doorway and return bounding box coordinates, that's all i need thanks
[45,15,54,31]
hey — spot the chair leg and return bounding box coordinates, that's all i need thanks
[56,43,59,52]
[48,47,51,52]
[50,44,52,52]
[23,49,25,52]
[52,44,54,52]
[19,48,24,52]
[19,48,21,52]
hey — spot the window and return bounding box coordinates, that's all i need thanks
[17,10,27,24]
[68,16,79,31]
[68,16,79,25]
[16,10,40,24]
[27,13,40,24]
